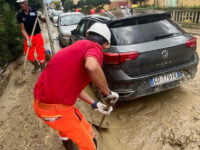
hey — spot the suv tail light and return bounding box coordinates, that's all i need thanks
[186,37,196,48]
[104,52,139,64]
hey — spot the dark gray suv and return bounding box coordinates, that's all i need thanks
[70,11,199,101]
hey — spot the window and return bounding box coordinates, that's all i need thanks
[110,19,183,45]
[76,19,88,36]
[87,20,96,30]
[60,14,84,26]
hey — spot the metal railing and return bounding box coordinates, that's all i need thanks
[169,10,200,24]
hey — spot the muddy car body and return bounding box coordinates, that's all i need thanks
[58,12,84,46]
[70,10,199,101]
[51,10,63,25]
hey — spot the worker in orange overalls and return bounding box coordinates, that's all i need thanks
[100,9,105,13]
[33,22,119,150]
[16,0,46,73]
[75,8,80,12]
[90,8,95,15]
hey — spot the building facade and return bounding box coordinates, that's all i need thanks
[145,0,200,7]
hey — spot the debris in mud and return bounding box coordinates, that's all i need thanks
[13,59,31,86]
[14,70,28,86]
[192,106,200,121]
[160,122,200,149]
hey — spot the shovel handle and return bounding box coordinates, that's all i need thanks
[23,17,39,71]
[99,104,110,129]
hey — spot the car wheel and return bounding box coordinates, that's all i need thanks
[58,36,64,47]
[69,37,72,45]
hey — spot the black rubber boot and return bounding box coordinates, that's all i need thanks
[45,51,52,62]
[31,61,40,74]
[40,63,45,71]
[62,140,76,150]
[93,137,97,149]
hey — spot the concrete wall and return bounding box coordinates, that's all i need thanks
[73,0,79,5]
[178,0,200,7]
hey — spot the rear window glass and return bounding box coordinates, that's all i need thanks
[60,14,83,26]
[110,19,183,45]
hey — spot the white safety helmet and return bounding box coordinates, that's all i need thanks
[16,0,27,3]
[86,22,111,43]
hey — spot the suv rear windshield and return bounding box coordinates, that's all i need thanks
[110,19,184,45]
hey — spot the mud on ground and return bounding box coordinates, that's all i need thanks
[0,28,199,150]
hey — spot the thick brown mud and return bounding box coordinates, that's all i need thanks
[0,24,199,150]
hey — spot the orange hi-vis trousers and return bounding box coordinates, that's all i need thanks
[33,99,96,150]
[24,33,45,64]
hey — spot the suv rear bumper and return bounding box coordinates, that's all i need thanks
[104,52,199,101]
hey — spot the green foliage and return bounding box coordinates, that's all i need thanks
[76,0,110,14]
[5,0,43,10]
[0,0,23,68]
[77,0,85,8]
[5,0,19,9]
[132,0,146,5]
[29,0,43,9]
[53,1,61,10]
[78,0,110,8]
[63,0,74,11]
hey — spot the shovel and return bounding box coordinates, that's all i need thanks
[99,100,112,129]
[92,94,117,129]
[23,16,39,72]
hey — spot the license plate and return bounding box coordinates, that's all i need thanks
[150,72,181,87]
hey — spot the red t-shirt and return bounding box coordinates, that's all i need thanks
[34,40,103,105]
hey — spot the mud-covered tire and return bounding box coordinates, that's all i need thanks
[69,37,72,45]
[58,36,64,47]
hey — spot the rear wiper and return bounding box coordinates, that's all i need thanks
[62,24,70,26]
[154,33,174,40]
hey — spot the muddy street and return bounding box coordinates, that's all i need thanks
[0,20,200,150]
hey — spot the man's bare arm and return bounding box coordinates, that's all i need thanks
[78,90,95,105]
[39,16,46,23]
[19,23,29,40]
[85,57,110,96]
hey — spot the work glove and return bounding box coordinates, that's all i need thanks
[36,11,43,18]
[104,91,119,105]
[91,101,113,115]
[27,40,32,47]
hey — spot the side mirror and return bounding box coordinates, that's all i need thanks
[71,29,77,35]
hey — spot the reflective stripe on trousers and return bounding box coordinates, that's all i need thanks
[24,33,45,63]
[33,100,96,150]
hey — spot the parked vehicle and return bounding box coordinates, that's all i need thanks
[70,11,199,101]
[58,12,84,46]
[51,10,63,24]
[48,8,55,18]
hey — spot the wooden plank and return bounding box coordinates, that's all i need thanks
[176,11,179,22]
[178,11,181,23]
[194,12,198,24]
[172,10,175,21]
[170,10,200,24]
[191,11,194,23]
[198,12,200,24]
[181,11,184,23]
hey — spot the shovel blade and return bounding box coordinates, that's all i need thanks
[91,111,110,129]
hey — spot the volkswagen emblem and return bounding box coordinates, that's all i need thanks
[162,50,168,59]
